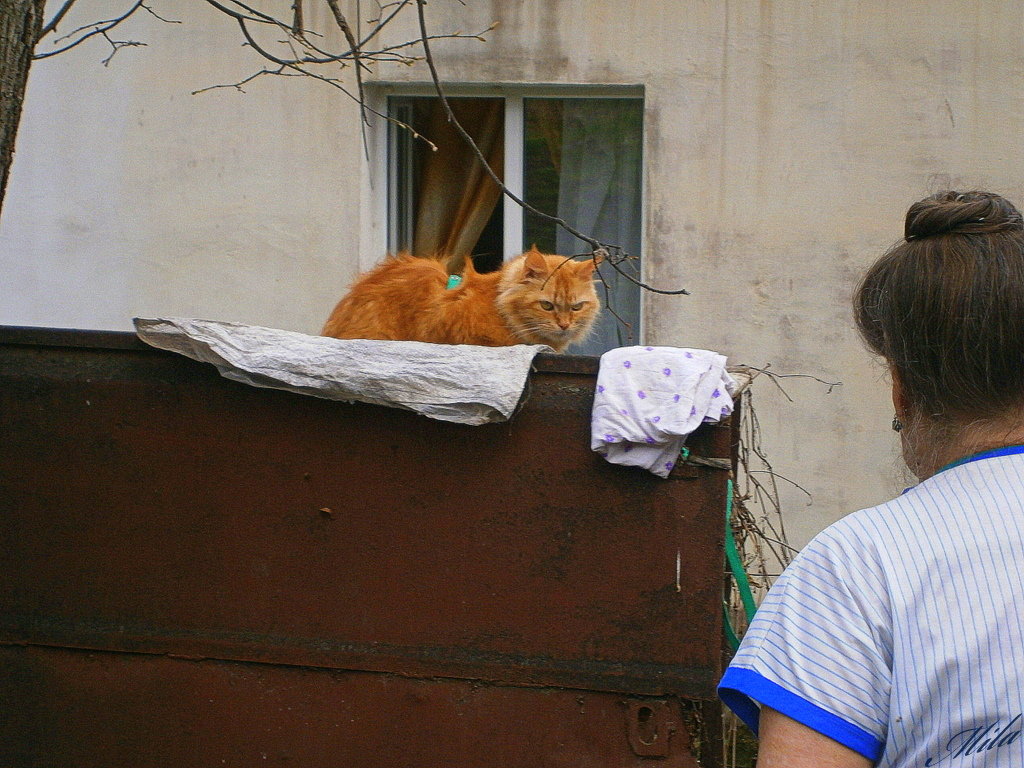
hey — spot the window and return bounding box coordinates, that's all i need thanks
[385,89,644,355]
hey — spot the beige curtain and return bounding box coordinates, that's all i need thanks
[413,99,504,269]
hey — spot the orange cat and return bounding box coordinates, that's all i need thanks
[321,248,602,352]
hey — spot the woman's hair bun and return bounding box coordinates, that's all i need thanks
[904,190,1024,240]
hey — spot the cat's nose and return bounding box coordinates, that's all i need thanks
[557,319,570,329]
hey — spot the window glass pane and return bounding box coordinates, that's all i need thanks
[523,98,644,355]
[388,99,416,253]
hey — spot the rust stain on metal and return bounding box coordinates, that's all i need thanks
[0,646,705,767]
[0,328,732,767]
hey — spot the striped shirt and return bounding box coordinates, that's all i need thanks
[719,447,1024,766]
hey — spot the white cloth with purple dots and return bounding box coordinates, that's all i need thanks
[590,346,737,477]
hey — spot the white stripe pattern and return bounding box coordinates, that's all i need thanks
[720,451,1024,767]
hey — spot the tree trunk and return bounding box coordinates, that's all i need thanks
[0,0,45,220]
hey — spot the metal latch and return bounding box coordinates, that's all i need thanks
[625,699,678,757]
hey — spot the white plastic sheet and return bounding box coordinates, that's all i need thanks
[134,318,551,425]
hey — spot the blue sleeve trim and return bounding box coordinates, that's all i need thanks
[718,666,885,761]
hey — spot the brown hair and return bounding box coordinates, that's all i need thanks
[854,190,1024,423]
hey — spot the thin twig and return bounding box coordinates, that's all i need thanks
[324,0,368,126]
[38,0,79,40]
[747,470,813,504]
[193,59,438,152]
[140,3,181,24]
[413,0,689,297]
[191,66,287,95]
[742,363,842,395]
[100,31,145,65]
[33,0,145,59]
[219,0,279,24]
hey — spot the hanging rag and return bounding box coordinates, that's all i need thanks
[134,318,550,426]
[591,346,737,477]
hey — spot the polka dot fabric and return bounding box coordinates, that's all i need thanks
[590,346,736,477]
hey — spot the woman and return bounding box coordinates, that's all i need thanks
[719,191,1024,767]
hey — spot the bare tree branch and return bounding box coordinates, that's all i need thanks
[187,0,484,156]
[324,0,366,125]
[364,0,411,36]
[191,65,287,95]
[38,0,78,40]
[204,18,438,152]
[33,0,145,59]
[216,0,279,24]
[140,3,181,25]
[741,363,842,396]
[99,30,145,65]
[234,16,292,66]
[31,0,681,307]
[413,0,689,297]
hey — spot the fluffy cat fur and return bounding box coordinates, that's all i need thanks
[321,248,601,352]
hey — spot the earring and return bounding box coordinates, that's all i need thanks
[891,414,903,432]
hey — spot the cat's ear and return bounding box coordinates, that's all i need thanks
[576,253,602,276]
[522,248,549,281]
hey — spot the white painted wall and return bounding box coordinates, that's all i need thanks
[2,0,364,332]
[5,0,1024,547]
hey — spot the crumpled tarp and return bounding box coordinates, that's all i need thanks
[134,318,551,425]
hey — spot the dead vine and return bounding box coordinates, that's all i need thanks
[721,366,841,767]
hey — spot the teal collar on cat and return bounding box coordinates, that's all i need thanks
[446,275,463,290]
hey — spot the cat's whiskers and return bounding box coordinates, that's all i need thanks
[517,321,566,338]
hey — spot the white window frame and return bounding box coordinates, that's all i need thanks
[361,83,646,335]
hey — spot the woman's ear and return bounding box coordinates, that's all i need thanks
[891,365,910,418]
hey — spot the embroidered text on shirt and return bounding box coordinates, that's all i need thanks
[924,714,1022,765]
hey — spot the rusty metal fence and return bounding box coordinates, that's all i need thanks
[0,327,733,767]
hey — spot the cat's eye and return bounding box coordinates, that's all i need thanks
[539,301,554,311]
[570,302,586,311]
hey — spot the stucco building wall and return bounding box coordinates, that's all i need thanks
[4,0,1023,546]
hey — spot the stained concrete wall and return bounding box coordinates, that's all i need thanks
[1,0,363,332]
[4,0,1023,547]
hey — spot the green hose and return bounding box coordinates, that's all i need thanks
[724,477,757,650]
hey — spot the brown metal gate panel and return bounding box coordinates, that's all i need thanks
[2,646,705,768]
[0,328,731,767]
